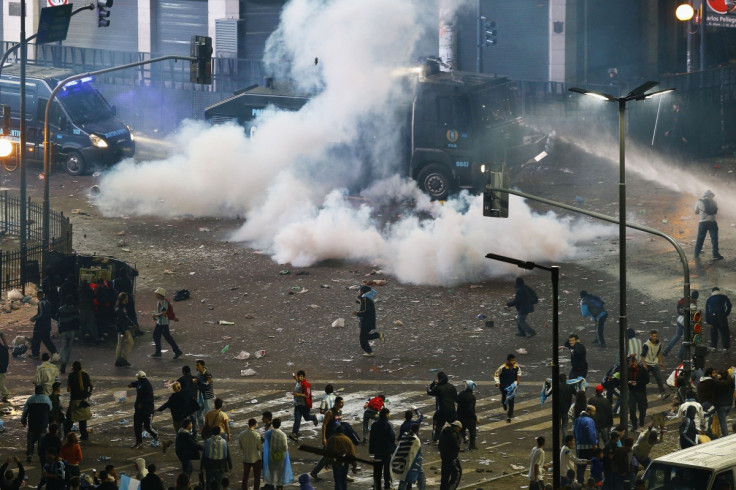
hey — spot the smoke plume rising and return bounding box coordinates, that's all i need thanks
[94,0,616,285]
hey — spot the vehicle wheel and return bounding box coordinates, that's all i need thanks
[63,151,86,176]
[417,164,452,201]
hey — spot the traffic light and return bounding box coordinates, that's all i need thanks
[97,0,112,27]
[485,20,497,45]
[483,164,509,218]
[691,309,702,345]
[190,36,213,85]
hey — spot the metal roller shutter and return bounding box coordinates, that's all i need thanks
[51,0,139,53]
[153,0,208,56]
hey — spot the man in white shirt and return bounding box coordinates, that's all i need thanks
[528,436,545,490]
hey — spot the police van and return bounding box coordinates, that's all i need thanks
[642,433,736,489]
[0,64,135,175]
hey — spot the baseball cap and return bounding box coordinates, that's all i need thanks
[595,384,604,394]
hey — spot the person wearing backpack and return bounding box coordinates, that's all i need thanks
[580,291,608,348]
[505,277,538,338]
[694,189,724,260]
[151,287,183,360]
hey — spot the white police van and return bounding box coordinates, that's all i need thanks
[0,64,135,175]
[642,433,736,489]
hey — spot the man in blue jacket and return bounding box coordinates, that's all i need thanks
[505,277,537,338]
[580,291,608,348]
[573,407,598,484]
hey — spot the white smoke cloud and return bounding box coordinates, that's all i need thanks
[94,0,617,286]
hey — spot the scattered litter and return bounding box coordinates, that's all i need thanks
[393,320,403,326]
[516,348,528,355]
[309,304,319,309]
[509,464,525,471]
[279,270,290,275]
[142,431,151,438]
[254,350,266,359]
[113,391,127,403]
[297,288,308,294]
[221,345,230,354]
[250,399,258,404]
[218,321,235,325]
[71,209,86,214]
[320,284,330,288]
[234,351,250,360]
[97,456,111,461]
[332,318,345,328]
[7,289,22,301]
[477,313,486,319]
[240,369,257,376]
[150,439,160,447]
[199,227,211,232]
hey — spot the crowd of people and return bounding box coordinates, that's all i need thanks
[0,254,733,490]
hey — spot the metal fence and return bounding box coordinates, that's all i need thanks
[0,191,73,293]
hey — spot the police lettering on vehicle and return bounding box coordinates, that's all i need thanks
[251,108,265,117]
[104,128,127,139]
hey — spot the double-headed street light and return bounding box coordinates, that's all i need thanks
[568,82,674,435]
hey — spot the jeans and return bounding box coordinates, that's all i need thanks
[516,313,536,336]
[716,405,731,437]
[59,330,76,366]
[31,327,56,357]
[197,397,213,429]
[664,320,685,358]
[153,323,182,355]
[398,470,426,490]
[332,463,349,490]
[78,309,99,341]
[26,429,46,459]
[595,313,608,347]
[710,318,730,350]
[133,412,158,444]
[459,418,476,448]
[440,458,462,490]
[363,408,379,439]
[292,405,317,435]
[360,326,380,354]
[694,220,719,256]
[242,460,262,490]
[647,364,666,394]
[205,469,224,490]
[500,387,515,418]
[629,391,648,429]
[180,458,193,477]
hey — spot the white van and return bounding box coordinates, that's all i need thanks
[642,433,736,490]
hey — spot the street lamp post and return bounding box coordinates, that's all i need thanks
[568,82,674,435]
[484,253,560,487]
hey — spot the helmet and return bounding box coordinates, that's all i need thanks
[462,380,476,392]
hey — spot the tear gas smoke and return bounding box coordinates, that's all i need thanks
[95,0,616,286]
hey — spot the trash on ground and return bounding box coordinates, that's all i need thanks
[234,351,250,360]
[254,350,266,359]
[516,348,528,354]
[218,321,235,325]
[113,391,127,403]
[332,318,345,328]
[241,369,257,376]
[279,270,290,275]
[393,320,403,326]
[221,345,230,354]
